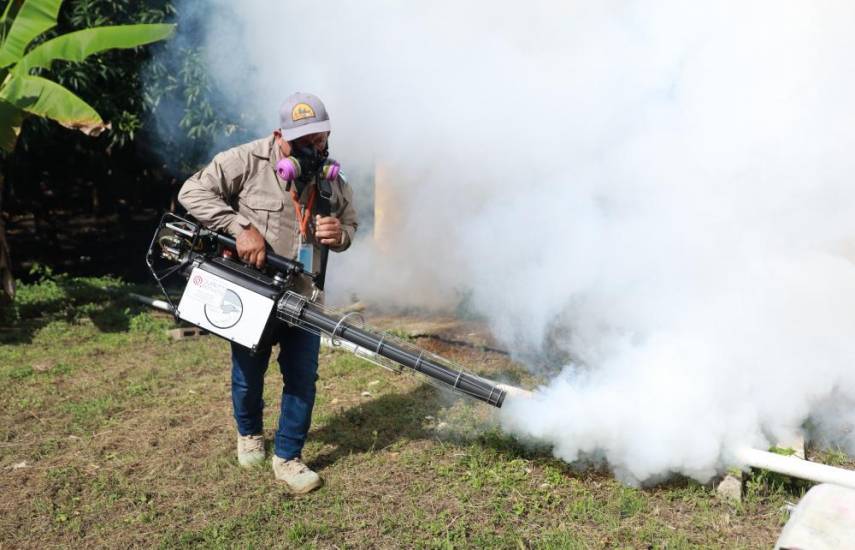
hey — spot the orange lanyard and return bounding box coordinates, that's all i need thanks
[290,186,317,238]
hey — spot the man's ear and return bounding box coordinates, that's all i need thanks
[274,132,292,157]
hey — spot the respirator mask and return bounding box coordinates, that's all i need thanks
[276,143,340,189]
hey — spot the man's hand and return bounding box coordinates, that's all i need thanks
[314,215,343,246]
[236,224,266,268]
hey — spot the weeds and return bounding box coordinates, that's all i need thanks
[0,266,169,344]
[5,264,125,323]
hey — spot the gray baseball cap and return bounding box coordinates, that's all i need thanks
[279,92,331,141]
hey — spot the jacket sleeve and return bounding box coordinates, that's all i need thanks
[328,177,359,253]
[177,148,251,236]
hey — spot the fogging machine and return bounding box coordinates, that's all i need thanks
[146,213,506,408]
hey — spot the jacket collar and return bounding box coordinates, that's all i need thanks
[249,134,279,162]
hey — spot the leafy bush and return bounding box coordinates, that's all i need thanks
[0,264,173,338]
[5,264,126,322]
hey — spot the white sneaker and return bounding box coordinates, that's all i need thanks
[237,433,265,467]
[272,456,323,494]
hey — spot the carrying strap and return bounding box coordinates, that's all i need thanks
[288,179,333,289]
[289,186,317,239]
[315,179,333,290]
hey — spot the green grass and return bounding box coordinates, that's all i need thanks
[0,271,844,548]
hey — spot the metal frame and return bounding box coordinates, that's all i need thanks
[330,311,366,347]
[145,213,206,316]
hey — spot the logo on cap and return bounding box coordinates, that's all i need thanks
[291,103,316,122]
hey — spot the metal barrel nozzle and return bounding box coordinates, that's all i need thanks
[277,291,507,407]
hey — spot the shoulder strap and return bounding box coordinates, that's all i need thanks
[314,178,333,290]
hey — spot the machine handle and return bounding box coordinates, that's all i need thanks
[211,232,318,280]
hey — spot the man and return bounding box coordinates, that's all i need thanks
[178,92,358,493]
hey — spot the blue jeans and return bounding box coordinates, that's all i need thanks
[230,325,320,460]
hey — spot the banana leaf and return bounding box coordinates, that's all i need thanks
[0,73,106,133]
[0,0,63,68]
[0,98,24,151]
[14,23,176,74]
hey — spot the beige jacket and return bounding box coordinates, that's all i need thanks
[177,136,358,280]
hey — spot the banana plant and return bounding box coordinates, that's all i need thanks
[0,0,174,302]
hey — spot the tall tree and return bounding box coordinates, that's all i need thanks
[0,0,173,302]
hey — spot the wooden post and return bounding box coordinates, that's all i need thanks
[373,163,400,252]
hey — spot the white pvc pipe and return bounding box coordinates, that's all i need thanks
[735,447,855,491]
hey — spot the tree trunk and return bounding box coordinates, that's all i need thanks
[0,170,15,304]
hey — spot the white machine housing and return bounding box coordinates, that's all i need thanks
[176,261,277,350]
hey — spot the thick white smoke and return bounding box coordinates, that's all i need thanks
[164,0,855,483]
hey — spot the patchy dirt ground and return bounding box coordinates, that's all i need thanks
[0,303,849,548]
